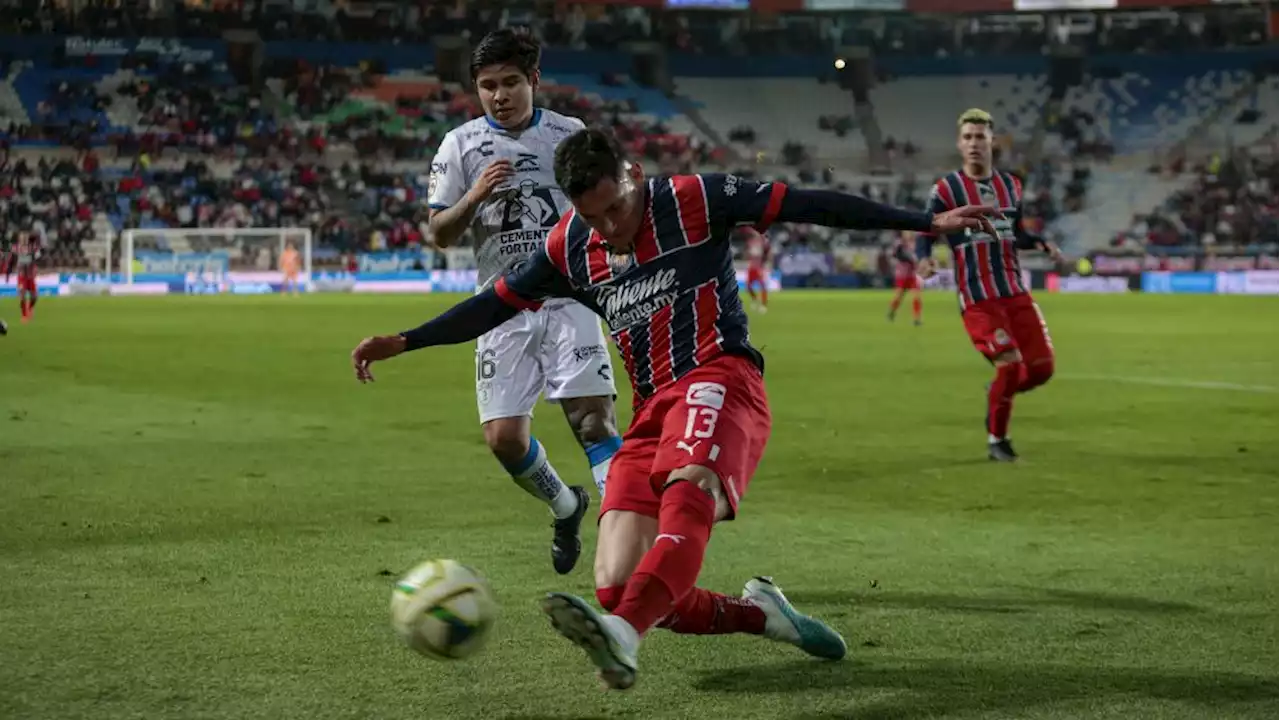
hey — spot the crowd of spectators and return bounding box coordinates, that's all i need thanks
[0,17,725,269]
[1,1,1270,58]
[0,146,441,268]
[1117,148,1279,251]
[0,151,112,267]
[0,2,1271,271]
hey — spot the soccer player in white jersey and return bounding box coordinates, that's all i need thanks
[425,29,621,574]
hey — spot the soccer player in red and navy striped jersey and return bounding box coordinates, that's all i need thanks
[351,128,997,688]
[4,230,40,324]
[915,108,1064,462]
[887,231,922,325]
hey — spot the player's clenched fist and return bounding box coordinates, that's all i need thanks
[466,160,515,202]
[931,205,1003,239]
[352,335,407,383]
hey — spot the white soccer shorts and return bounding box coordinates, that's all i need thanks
[475,299,617,424]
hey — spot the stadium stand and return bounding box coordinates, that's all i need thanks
[0,2,1273,271]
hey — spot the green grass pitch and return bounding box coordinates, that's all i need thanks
[1,291,1276,720]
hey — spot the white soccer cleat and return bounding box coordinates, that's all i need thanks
[743,576,847,660]
[542,593,640,690]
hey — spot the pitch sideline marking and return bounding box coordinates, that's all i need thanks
[1060,374,1277,394]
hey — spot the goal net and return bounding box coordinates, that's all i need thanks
[120,228,313,294]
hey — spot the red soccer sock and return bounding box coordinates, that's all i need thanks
[596,585,625,612]
[759,286,768,307]
[655,587,766,635]
[613,481,715,636]
[888,291,903,315]
[987,363,1021,440]
[912,296,922,321]
[19,297,30,319]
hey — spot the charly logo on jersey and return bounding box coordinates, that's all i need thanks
[513,153,539,172]
[592,267,679,328]
[496,180,561,256]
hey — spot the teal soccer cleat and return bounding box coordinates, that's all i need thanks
[743,576,847,660]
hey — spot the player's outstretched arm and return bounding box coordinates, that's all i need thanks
[774,187,1001,237]
[705,175,1000,238]
[351,290,519,382]
[351,247,573,383]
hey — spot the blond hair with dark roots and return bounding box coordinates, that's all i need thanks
[957,108,994,129]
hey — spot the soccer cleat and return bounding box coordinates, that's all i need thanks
[550,486,590,575]
[0,318,7,335]
[743,576,847,660]
[988,439,1019,462]
[542,592,639,690]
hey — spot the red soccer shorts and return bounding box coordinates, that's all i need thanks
[962,293,1054,363]
[746,266,766,287]
[17,272,36,295]
[603,354,771,521]
[894,274,920,291]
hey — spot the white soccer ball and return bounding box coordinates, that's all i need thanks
[389,559,498,661]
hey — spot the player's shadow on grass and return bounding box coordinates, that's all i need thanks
[695,658,1276,719]
[784,587,1202,616]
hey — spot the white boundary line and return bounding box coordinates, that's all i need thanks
[1061,374,1277,394]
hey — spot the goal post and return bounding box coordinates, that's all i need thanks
[120,227,313,291]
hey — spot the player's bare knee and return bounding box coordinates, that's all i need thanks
[482,419,530,467]
[593,553,632,592]
[561,396,617,448]
[594,510,652,589]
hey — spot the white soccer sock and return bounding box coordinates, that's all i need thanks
[585,436,622,498]
[507,437,579,519]
[988,434,1003,444]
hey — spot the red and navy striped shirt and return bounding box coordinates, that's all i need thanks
[917,169,1040,310]
[494,173,787,406]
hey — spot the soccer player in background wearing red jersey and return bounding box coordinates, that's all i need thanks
[916,109,1063,463]
[887,230,923,325]
[352,128,998,689]
[740,225,772,313]
[4,229,40,324]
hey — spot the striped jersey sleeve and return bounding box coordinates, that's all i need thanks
[493,241,576,312]
[700,174,789,231]
[916,181,955,259]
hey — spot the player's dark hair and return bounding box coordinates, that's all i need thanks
[470,28,541,81]
[554,128,628,199]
